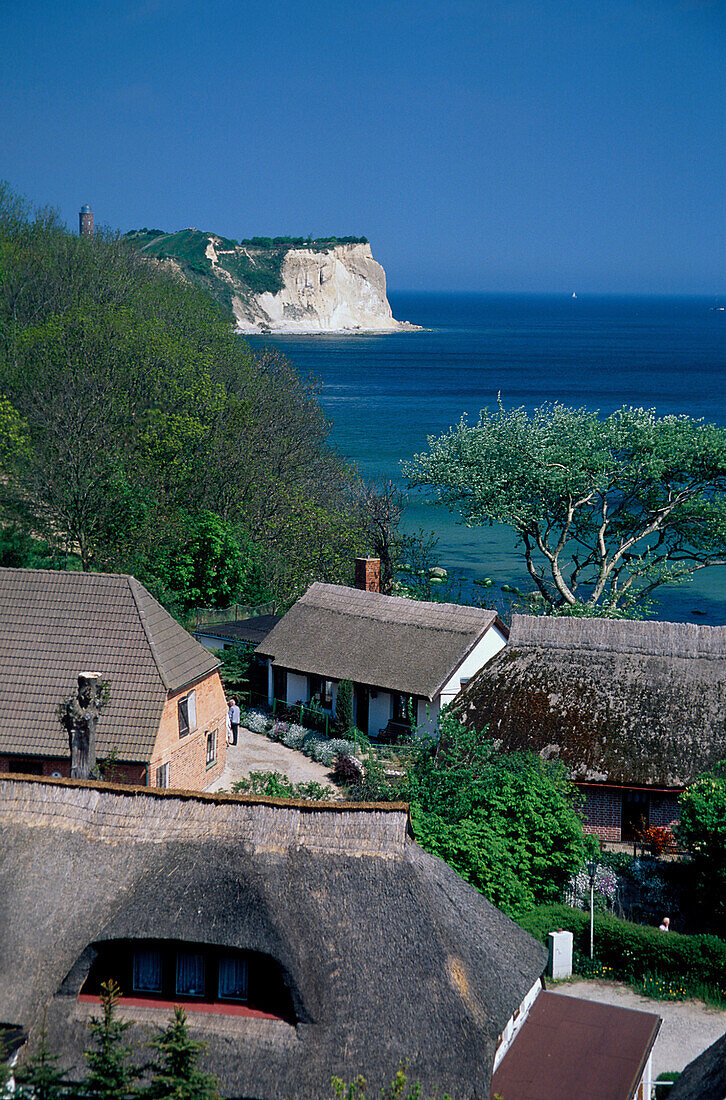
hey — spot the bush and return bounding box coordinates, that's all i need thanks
[231,771,334,801]
[245,709,271,734]
[281,725,306,751]
[333,753,364,784]
[518,903,726,993]
[335,679,354,736]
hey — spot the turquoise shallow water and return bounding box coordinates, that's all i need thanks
[247,292,726,623]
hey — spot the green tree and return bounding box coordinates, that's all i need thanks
[404,402,726,614]
[406,710,589,915]
[12,1013,70,1100]
[677,765,726,934]
[140,1006,219,1100]
[84,979,139,1100]
[335,679,354,736]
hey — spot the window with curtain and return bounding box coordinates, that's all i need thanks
[218,955,248,1001]
[176,952,205,996]
[206,729,217,767]
[133,949,162,992]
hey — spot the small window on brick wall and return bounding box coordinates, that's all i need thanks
[206,729,217,768]
[178,690,196,738]
[156,763,170,788]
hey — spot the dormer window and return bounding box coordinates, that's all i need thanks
[133,949,162,993]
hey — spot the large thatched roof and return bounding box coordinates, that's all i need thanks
[669,1031,726,1100]
[456,615,726,788]
[0,775,546,1100]
[257,582,504,700]
[0,568,219,762]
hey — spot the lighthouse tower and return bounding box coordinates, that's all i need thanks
[79,205,94,238]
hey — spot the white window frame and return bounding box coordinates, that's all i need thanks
[206,728,217,768]
[156,762,170,788]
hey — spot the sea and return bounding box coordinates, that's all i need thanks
[246,293,726,625]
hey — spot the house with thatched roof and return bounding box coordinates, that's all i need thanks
[455,614,726,842]
[257,576,508,739]
[0,568,227,790]
[668,1029,726,1100]
[0,774,548,1099]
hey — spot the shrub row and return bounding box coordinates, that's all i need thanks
[243,709,355,768]
[518,903,726,989]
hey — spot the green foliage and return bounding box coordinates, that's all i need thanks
[139,1006,219,1100]
[0,524,56,568]
[84,979,139,1099]
[518,903,726,1004]
[230,770,334,800]
[335,679,354,736]
[13,1013,70,1100]
[0,184,367,607]
[404,400,726,613]
[677,765,726,934]
[218,645,253,693]
[406,711,588,915]
[331,1063,449,1100]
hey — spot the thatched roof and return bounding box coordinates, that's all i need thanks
[258,582,504,700]
[669,1031,726,1100]
[456,615,726,788]
[0,568,219,762]
[0,775,546,1100]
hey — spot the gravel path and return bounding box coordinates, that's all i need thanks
[551,979,726,1077]
[206,725,338,794]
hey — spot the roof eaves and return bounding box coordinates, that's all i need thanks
[127,576,172,692]
[428,616,503,702]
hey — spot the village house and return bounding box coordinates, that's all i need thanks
[455,614,726,842]
[257,558,508,739]
[0,568,227,789]
[0,774,660,1100]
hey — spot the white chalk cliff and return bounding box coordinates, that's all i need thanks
[230,243,415,334]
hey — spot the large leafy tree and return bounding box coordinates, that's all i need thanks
[406,711,589,915]
[677,766,726,935]
[404,402,726,614]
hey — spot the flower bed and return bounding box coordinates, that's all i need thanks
[243,709,355,769]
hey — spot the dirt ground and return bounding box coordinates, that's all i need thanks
[205,724,338,794]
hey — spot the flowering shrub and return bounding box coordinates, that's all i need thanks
[564,864,619,910]
[281,724,306,750]
[269,721,289,742]
[641,825,674,855]
[245,709,272,734]
[333,753,365,784]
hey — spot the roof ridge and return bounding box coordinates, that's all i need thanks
[0,566,132,580]
[127,576,172,691]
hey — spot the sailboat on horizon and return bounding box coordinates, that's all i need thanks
[571,292,577,299]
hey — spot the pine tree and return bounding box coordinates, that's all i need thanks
[140,1006,219,1100]
[13,1012,70,1100]
[83,979,139,1100]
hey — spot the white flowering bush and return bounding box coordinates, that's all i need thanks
[565,864,619,910]
[245,709,272,734]
[281,724,306,751]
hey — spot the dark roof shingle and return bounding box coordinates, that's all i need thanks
[257,582,503,700]
[0,569,219,762]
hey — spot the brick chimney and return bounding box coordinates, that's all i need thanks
[355,556,380,593]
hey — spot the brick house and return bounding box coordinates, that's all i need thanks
[0,568,227,789]
[455,615,726,842]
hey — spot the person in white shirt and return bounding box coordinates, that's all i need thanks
[659,917,670,932]
[228,698,240,746]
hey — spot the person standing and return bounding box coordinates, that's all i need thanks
[228,698,240,746]
[659,916,670,932]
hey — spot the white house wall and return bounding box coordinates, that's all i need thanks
[416,698,440,737]
[286,672,309,706]
[440,625,508,706]
[366,691,393,738]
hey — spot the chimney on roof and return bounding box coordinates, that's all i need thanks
[79,205,94,238]
[355,556,380,593]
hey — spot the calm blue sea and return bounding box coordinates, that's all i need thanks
[246,293,726,624]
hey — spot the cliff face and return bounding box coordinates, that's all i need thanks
[124,229,415,334]
[232,243,409,334]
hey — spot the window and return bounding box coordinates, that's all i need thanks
[178,690,196,738]
[218,956,248,1001]
[309,676,334,708]
[133,949,162,993]
[392,692,413,724]
[206,729,217,768]
[176,952,205,997]
[156,763,170,788]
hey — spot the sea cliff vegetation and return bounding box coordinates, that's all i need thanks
[125,228,370,311]
[0,184,401,613]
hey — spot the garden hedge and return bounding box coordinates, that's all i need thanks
[518,904,726,988]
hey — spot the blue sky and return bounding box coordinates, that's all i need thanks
[2,0,724,292]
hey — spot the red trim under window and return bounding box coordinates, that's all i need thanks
[78,994,281,1020]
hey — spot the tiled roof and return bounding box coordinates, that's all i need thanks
[0,569,219,763]
[257,582,504,700]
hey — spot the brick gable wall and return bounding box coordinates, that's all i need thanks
[148,670,227,790]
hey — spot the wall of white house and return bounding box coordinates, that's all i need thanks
[492,977,543,1073]
[439,624,508,708]
[416,697,440,737]
[286,672,309,706]
[366,690,393,738]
